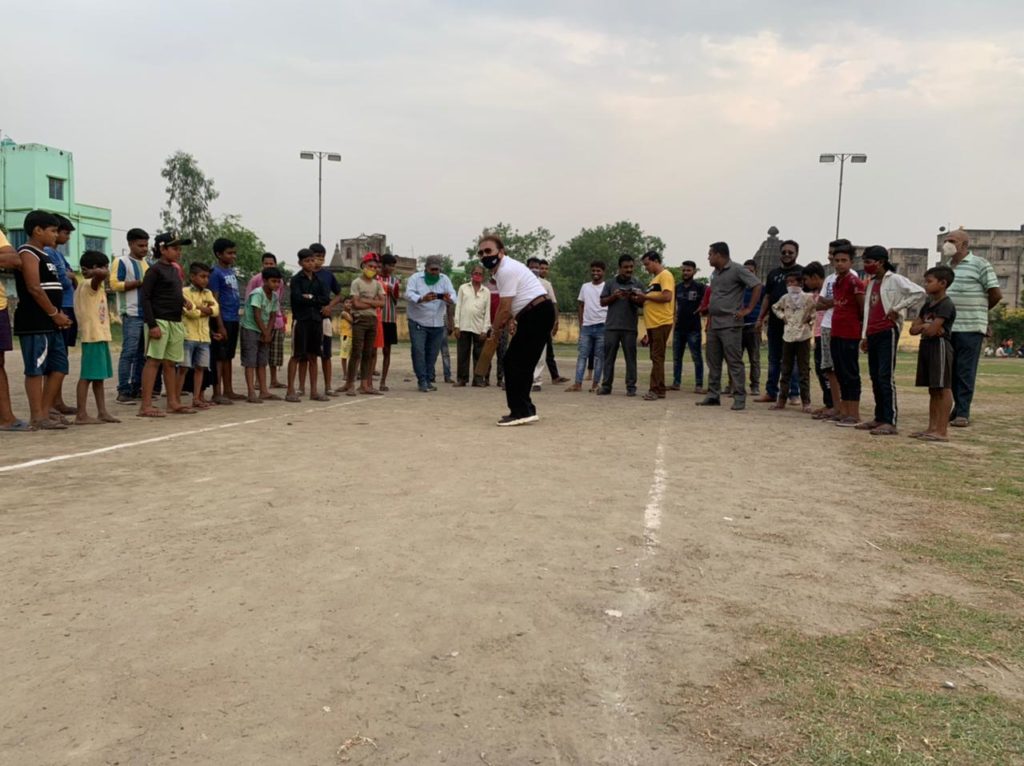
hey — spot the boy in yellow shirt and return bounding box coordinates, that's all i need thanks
[179,262,221,410]
[338,297,353,384]
[73,251,120,424]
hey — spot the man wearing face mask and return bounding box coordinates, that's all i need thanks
[755,239,803,404]
[478,235,554,425]
[942,230,1002,427]
[404,254,456,393]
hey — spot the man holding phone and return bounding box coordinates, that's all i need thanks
[404,255,456,393]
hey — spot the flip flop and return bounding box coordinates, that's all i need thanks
[36,419,68,430]
[168,407,197,415]
[0,419,35,432]
[247,396,265,404]
[311,394,330,402]
[136,409,166,418]
[360,389,383,396]
[641,392,659,401]
[261,394,282,401]
[346,390,358,397]
[908,431,927,439]
[285,394,302,403]
[916,433,949,442]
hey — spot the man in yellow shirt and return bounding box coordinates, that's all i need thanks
[1,229,32,430]
[638,251,675,400]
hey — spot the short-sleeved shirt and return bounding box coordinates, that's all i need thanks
[820,273,839,330]
[13,245,63,335]
[946,253,998,334]
[742,286,762,326]
[601,277,644,332]
[643,269,675,328]
[209,265,241,321]
[577,281,607,326]
[918,296,956,342]
[241,288,280,332]
[315,268,342,298]
[0,230,10,310]
[674,280,706,333]
[46,247,76,308]
[707,261,761,330]
[377,274,400,323]
[494,257,546,316]
[350,276,384,318]
[830,271,866,340]
[74,280,112,342]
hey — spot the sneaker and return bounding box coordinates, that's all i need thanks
[626,389,637,397]
[115,393,135,406]
[532,385,542,392]
[835,417,860,427]
[950,417,970,428]
[730,400,746,411]
[596,388,612,396]
[696,398,721,406]
[497,414,538,427]
[749,387,760,396]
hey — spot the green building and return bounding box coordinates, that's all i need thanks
[0,137,112,269]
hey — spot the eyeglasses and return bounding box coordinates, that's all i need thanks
[781,250,796,256]
[477,247,496,256]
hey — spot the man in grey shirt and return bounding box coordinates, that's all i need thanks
[697,241,762,410]
[597,254,645,396]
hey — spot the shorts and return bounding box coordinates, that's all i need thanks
[212,321,240,361]
[61,305,78,347]
[321,335,333,359]
[180,340,211,369]
[291,319,323,357]
[269,327,285,367]
[80,341,113,381]
[916,338,953,389]
[339,335,352,360]
[146,319,185,363]
[18,331,69,377]
[382,321,398,346]
[819,327,833,370]
[0,308,12,352]
[240,327,270,368]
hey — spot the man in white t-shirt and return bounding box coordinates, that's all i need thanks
[526,257,558,391]
[814,240,848,420]
[478,235,554,426]
[567,260,607,392]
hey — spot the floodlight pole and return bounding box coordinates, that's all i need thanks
[300,150,341,244]
[835,155,845,240]
[820,152,866,239]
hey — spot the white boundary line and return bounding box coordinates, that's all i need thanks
[642,413,669,554]
[0,399,371,474]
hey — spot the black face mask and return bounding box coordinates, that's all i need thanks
[481,254,500,270]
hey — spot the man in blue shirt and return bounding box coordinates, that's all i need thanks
[47,215,78,414]
[404,255,456,392]
[208,238,243,404]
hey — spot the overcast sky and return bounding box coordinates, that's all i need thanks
[4,1,1023,268]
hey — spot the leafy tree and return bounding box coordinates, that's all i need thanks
[466,222,554,264]
[160,151,218,243]
[991,305,1024,345]
[547,221,666,306]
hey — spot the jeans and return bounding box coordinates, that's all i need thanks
[647,324,672,395]
[504,301,556,418]
[456,330,486,383]
[672,327,703,387]
[575,324,605,384]
[867,327,899,425]
[117,314,147,396]
[706,325,746,402]
[409,320,445,389]
[830,336,862,402]
[601,330,638,393]
[766,322,800,399]
[951,331,985,420]
[814,337,834,408]
[780,339,811,405]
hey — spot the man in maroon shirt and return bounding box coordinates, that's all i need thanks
[816,242,865,426]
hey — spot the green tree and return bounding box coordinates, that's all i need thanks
[548,221,666,306]
[200,215,268,279]
[160,151,218,242]
[991,305,1024,345]
[466,222,554,263]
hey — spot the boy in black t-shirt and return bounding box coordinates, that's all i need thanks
[910,265,957,442]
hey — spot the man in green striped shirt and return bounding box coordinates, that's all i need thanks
[943,230,1002,427]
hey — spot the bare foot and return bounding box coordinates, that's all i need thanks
[137,407,166,418]
[99,413,122,423]
[74,415,104,425]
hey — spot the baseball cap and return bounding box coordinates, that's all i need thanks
[154,231,193,247]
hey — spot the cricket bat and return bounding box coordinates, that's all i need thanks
[474,335,500,378]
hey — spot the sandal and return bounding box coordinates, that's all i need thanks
[0,419,35,432]
[854,420,880,431]
[136,409,166,418]
[916,433,949,442]
[311,394,330,402]
[36,418,68,429]
[260,394,282,401]
[247,395,265,404]
[870,424,899,436]
[168,407,197,415]
[835,417,860,427]
[641,392,659,401]
[285,394,302,403]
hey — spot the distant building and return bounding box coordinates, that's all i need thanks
[853,246,929,286]
[938,227,1024,308]
[329,233,416,276]
[752,226,782,283]
[0,138,112,268]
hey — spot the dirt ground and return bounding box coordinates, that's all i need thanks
[0,346,978,765]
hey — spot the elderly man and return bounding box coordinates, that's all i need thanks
[405,255,456,392]
[943,229,1002,426]
[454,264,491,386]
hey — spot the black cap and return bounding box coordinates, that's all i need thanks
[154,230,193,248]
[862,245,889,262]
[126,228,150,242]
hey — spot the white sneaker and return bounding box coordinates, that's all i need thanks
[497,414,539,426]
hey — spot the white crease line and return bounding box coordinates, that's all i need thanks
[642,415,669,554]
[0,399,372,474]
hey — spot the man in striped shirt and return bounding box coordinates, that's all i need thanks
[943,230,1002,427]
[377,254,401,391]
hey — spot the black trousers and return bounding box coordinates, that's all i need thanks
[601,329,638,393]
[504,301,556,418]
[779,339,811,404]
[545,337,561,380]
[456,330,486,383]
[867,327,899,425]
[830,336,862,402]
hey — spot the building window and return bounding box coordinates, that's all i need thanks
[48,176,65,200]
[84,236,106,252]
[998,276,1009,290]
[346,247,352,260]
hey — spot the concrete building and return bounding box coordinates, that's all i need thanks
[0,138,112,269]
[853,246,929,286]
[937,227,1024,308]
[329,233,416,276]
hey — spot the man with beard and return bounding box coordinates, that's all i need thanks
[755,239,803,404]
[597,254,644,396]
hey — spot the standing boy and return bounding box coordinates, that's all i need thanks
[755,239,802,403]
[73,251,120,424]
[346,254,385,395]
[1,228,32,430]
[637,251,675,401]
[286,249,330,402]
[567,261,607,392]
[208,237,243,404]
[111,228,151,404]
[246,253,286,388]
[598,254,644,396]
[910,266,957,442]
[818,241,865,427]
[671,260,706,393]
[138,232,191,417]
[377,253,402,391]
[241,266,283,403]
[801,262,832,413]
[770,272,816,411]
[311,243,342,395]
[48,215,79,415]
[180,263,221,410]
[13,211,73,430]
